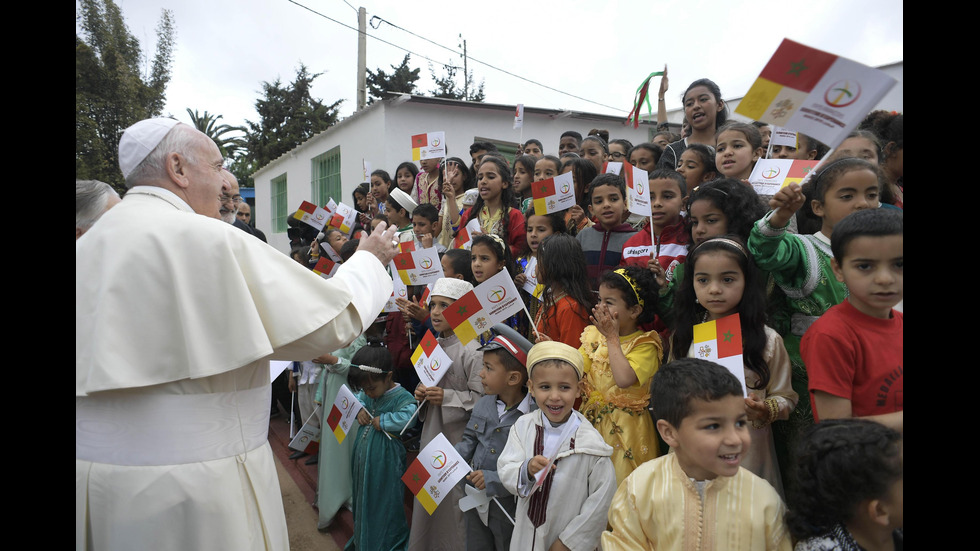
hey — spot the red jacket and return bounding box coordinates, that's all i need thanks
[619,216,689,283]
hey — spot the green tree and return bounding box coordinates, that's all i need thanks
[241,64,343,180]
[366,54,421,104]
[76,0,175,191]
[185,109,246,159]
[428,63,485,102]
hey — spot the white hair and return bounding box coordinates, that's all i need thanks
[76,180,120,231]
[124,123,200,189]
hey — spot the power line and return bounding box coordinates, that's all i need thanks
[369,15,622,111]
[286,0,460,70]
[288,0,624,112]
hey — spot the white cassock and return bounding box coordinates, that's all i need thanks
[75,186,392,551]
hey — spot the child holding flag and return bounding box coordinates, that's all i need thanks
[346,341,418,551]
[619,169,689,284]
[455,327,536,551]
[410,277,485,551]
[498,341,616,551]
[670,235,797,495]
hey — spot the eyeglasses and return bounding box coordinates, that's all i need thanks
[609,152,627,160]
[222,194,244,204]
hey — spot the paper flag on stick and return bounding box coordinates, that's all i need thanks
[747,159,819,197]
[513,104,524,129]
[325,385,363,444]
[394,246,444,286]
[454,218,482,250]
[383,260,410,313]
[443,270,524,345]
[412,131,447,161]
[328,202,357,236]
[605,161,650,216]
[293,201,329,230]
[312,257,339,278]
[288,406,322,454]
[692,313,747,396]
[411,331,453,387]
[401,432,471,515]
[531,171,576,214]
[735,39,897,148]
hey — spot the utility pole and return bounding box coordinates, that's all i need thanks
[459,34,468,100]
[356,7,367,111]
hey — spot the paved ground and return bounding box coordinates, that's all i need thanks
[275,455,341,551]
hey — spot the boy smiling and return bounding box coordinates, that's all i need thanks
[499,341,616,551]
[603,358,791,550]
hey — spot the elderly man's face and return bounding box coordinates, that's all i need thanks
[184,133,229,218]
[237,202,251,224]
[220,170,242,224]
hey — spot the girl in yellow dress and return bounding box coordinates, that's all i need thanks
[578,266,663,486]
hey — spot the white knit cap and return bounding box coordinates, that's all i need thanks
[118,118,181,179]
[389,188,418,215]
[431,277,473,301]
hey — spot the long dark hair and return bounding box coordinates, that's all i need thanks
[347,340,393,392]
[537,233,594,328]
[671,235,769,389]
[469,156,516,251]
[560,157,598,210]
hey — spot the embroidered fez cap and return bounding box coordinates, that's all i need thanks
[527,341,584,380]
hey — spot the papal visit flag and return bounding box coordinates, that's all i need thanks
[401,432,471,515]
[692,313,747,396]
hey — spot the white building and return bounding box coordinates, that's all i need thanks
[252,94,659,252]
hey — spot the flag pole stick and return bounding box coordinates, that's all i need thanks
[400,398,427,435]
[493,497,516,525]
[521,301,542,341]
[289,391,296,438]
[364,409,394,440]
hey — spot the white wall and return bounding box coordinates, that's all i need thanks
[253,97,659,253]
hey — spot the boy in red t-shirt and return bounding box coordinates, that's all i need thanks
[801,209,903,432]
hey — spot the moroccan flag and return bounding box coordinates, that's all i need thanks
[692,313,747,396]
[453,218,482,250]
[328,201,357,236]
[513,104,524,129]
[411,331,453,386]
[735,39,897,148]
[420,284,432,305]
[293,200,329,230]
[443,270,525,345]
[412,131,446,161]
[312,257,338,278]
[399,240,417,253]
[325,384,363,444]
[531,171,576,214]
[747,159,819,197]
[401,432,471,515]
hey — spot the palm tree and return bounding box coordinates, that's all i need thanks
[185,108,247,159]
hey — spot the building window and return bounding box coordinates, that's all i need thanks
[473,137,520,165]
[311,147,341,206]
[271,173,288,233]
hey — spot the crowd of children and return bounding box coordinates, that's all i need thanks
[283,89,902,550]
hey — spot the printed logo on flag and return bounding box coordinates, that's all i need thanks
[430,451,448,469]
[825,80,860,107]
[762,166,781,179]
[487,286,507,304]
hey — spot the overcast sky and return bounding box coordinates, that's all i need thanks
[88,0,903,132]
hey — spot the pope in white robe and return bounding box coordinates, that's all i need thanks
[76,120,398,551]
